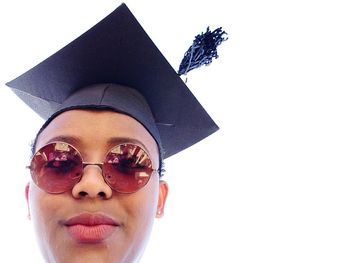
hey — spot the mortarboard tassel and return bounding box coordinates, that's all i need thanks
[178,27,228,76]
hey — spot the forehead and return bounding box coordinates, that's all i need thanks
[36,109,159,159]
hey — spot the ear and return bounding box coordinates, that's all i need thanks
[25,183,31,220]
[156,180,168,218]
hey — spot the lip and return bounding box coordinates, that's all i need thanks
[63,213,120,243]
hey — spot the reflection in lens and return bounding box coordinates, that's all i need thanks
[30,142,83,193]
[104,144,153,193]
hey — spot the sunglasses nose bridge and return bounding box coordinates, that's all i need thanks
[82,162,104,171]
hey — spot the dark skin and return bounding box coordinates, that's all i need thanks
[25,109,168,263]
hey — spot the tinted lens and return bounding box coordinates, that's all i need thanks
[30,142,83,193]
[103,144,154,193]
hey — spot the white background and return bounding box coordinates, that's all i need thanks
[0,0,350,262]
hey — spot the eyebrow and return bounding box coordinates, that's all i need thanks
[44,135,80,146]
[44,135,149,152]
[106,137,149,152]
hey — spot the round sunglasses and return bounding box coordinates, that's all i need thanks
[27,141,158,194]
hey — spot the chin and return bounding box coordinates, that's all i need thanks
[41,236,148,263]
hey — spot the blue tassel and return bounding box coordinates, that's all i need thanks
[178,27,228,76]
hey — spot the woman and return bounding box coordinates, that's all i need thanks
[6,4,218,263]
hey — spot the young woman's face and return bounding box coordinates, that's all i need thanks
[26,109,168,263]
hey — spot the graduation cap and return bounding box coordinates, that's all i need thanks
[5,3,219,159]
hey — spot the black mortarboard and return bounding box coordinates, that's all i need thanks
[5,3,218,159]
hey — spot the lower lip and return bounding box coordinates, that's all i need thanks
[66,224,118,243]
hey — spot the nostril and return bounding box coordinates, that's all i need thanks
[77,191,107,198]
[79,191,88,197]
[98,192,107,198]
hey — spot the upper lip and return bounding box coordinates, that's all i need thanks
[63,213,120,226]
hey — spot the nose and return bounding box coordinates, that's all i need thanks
[71,164,113,199]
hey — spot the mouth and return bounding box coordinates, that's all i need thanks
[63,213,120,243]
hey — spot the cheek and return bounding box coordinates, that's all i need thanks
[129,177,159,219]
[29,183,60,223]
[120,178,160,255]
[28,183,65,256]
